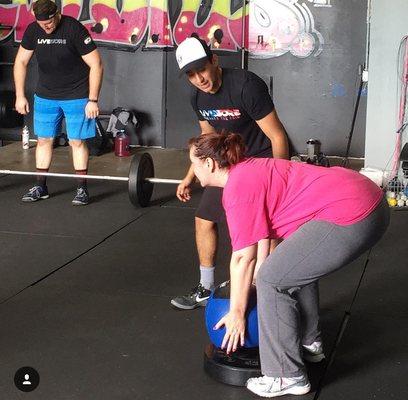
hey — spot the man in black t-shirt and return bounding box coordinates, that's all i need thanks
[171,37,289,310]
[14,0,103,205]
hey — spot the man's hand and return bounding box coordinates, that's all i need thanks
[15,96,30,115]
[176,177,193,202]
[85,101,99,119]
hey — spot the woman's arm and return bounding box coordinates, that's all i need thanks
[253,238,282,283]
[214,244,257,354]
[253,238,270,283]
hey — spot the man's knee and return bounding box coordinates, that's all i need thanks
[69,139,87,149]
[195,217,216,232]
[37,137,53,147]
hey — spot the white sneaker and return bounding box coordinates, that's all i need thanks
[246,375,311,398]
[302,341,325,363]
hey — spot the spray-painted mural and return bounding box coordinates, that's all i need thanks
[248,0,324,58]
[0,0,331,58]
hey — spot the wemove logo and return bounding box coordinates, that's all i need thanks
[199,109,241,120]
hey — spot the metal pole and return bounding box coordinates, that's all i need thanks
[241,0,248,69]
[0,170,129,181]
[365,0,372,71]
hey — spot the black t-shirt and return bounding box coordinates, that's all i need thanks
[21,15,97,99]
[191,68,274,157]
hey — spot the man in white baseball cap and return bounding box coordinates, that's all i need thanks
[171,36,290,311]
[176,36,214,76]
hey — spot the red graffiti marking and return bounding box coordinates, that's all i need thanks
[62,4,82,20]
[83,4,148,47]
[173,11,239,51]
[228,14,248,49]
[0,5,19,41]
[14,5,35,41]
[145,6,173,48]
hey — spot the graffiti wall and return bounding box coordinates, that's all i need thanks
[0,0,332,58]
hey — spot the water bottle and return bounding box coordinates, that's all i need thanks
[306,139,321,160]
[22,125,30,150]
[114,130,130,157]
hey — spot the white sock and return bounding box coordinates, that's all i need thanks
[199,265,215,290]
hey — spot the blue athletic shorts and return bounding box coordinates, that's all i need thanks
[33,95,96,140]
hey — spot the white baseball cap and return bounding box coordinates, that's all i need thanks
[176,37,213,75]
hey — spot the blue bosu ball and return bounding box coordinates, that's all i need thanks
[205,281,259,348]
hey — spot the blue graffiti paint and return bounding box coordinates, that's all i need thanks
[332,83,346,97]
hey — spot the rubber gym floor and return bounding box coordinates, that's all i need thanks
[0,143,407,400]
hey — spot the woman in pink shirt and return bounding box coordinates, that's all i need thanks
[189,132,389,398]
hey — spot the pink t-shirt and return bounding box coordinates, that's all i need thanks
[222,158,384,251]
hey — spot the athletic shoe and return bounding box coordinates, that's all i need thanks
[72,187,89,206]
[170,283,212,310]
[302,341,325,363]
[22,185,49,202]
[246,375,311,398]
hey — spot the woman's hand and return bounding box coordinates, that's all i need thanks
[214,310,246,354]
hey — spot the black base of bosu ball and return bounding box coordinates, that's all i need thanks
[203,344,261,386]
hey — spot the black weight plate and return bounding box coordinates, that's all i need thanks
[203,344,261,386]
[0,90,24,128]
[128,153,154,207]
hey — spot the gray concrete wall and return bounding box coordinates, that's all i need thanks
[365,0,408,169]
[248,0,368,157]
[0,44,165,146]
[98,48,165,147]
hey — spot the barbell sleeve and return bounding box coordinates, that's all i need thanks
[145,178,182,184]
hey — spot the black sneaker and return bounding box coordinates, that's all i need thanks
[72,187,89,206]
[22,185,49,202]
[171,283,212,310]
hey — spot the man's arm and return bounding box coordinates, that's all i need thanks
[186,120,217,179]
[82,49,103,118]
[256,109,289,159]
[198,119,217,135]
[13,46,34,114]
[176,119,217,201]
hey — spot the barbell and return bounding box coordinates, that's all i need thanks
[0,152,182,207]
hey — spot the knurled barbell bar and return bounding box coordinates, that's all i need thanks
[0,152,181,207]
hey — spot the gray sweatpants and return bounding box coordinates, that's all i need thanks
[256,197,390,377]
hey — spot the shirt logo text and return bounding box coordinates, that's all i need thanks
[199,109,241,120]
[37,39,67,45]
